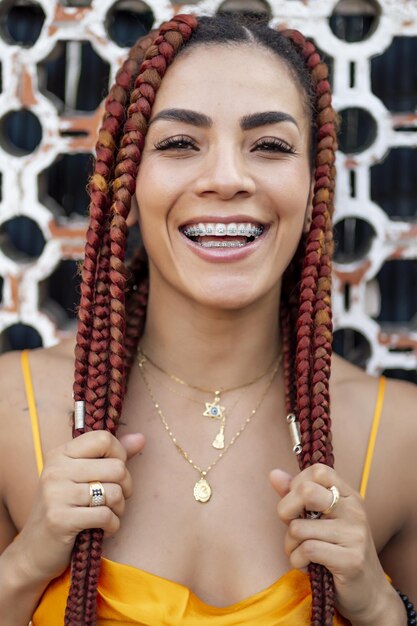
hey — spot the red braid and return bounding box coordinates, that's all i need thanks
[281,29,338,626]
[67,16,337,626]
[65,31,156,626]
[65,17,197,625]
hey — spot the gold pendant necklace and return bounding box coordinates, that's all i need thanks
[137,354,282,503]
[138,348,278,451]
[203,393,226,449]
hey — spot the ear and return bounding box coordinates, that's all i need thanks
[303,176,315,233]
[126,193,139,228]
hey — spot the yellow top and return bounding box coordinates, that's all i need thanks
[21,350,385,626]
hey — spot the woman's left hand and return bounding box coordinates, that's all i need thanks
[270,464,400,625]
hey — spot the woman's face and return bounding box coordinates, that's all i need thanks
[135,43,313,310]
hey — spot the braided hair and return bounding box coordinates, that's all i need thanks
[65,14,338,626]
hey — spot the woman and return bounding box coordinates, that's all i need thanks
[0,13,416,626]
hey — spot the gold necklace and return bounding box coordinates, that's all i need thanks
[137,355,282,503]
[138,358,245,450]
[138,348,279,450]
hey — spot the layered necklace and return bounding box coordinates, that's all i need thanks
[138,348,277,450]
[137,350,282,503]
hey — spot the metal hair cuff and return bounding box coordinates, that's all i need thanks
[74,400,85,430]
[286,413,302,455]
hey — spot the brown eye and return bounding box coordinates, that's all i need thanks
[155,136,198,151]
[252,138,296,154]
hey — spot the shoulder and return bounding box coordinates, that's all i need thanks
[0,341,75,523]
[331,354,417,541]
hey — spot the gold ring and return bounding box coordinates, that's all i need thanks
[89,481,106,507]
[322,485,340,515]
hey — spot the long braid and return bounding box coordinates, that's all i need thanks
[124,247,149,375]
[65,32,156,626]
[67,15,338,626]
[65,16,198,625]
[282,30,338,626]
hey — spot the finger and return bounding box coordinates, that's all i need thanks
[277,480,343,523]
[289,538,349,571]
[119,433,146,460]
[65,506,122,539]
[285,518,344,556]
[270,469,293,498]
[65,458,133,498]
[72,482,125,517]
[289,463,353,498]
[63,431,128,463]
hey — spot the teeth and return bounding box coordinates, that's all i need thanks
[201,240,245,248]
[183,222,263,238]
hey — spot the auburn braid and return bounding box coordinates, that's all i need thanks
[124,247,149,375]
[65,16,197,625]
[65,31,156,626]
[281,30,338,626]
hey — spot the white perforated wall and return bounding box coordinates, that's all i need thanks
[0,0,416,378]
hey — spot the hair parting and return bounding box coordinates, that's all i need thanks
[67,15,338,625]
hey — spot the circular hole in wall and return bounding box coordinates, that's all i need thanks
[41,259,80,323]
[38,41,110,113]
[0,215,46,260]
[329,0,380,42]
[333,327,371,369]
[41,153,91,218]
[217,0,271,22]
[106,0,154,47]
[334,217,376,263]
[338,107,377,154]
[382,368,417,385]
[371,36,417,113]
[1,323,43,351]
[0,0,45,47]
[0,109,42,155]
[371,148,417,219]
[376,260,417,324]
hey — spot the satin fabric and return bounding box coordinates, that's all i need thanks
[32,557,351,625]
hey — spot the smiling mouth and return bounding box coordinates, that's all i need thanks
[181,222,265,248]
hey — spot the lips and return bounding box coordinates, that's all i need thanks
[181,221,265,248]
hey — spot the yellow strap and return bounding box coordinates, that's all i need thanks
[21,350,44,477]
[359,376,386,499]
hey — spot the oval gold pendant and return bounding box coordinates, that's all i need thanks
[193,478,212,503]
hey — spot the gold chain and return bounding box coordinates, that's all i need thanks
[138,347,276,394]
[138,351,280,450]
[137,354,282,503]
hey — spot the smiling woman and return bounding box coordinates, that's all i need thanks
[0,13,416,626]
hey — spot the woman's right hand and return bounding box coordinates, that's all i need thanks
[16,430,145,584]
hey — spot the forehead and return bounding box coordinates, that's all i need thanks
[151,44,308,127]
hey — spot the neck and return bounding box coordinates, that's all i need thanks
[140,283,282,392]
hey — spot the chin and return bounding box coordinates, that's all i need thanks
[187,282,273,313]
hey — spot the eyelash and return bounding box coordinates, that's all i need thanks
[154,136,197,151]
[252,138,296,154]
[154,136,296,154]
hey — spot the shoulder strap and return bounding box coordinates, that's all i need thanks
[359,376,386,499]
[21,350,44,477]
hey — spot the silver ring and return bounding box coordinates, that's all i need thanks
[322,485,340,515]
[89,481,106,507]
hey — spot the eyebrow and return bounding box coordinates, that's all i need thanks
[149,108,299,130]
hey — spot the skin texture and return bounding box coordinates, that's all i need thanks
[0,44,416,625]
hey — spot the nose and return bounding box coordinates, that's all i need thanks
[194,142,256,200]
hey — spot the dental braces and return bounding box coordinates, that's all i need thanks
[183,224,263,237]
[200,240,246,248]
